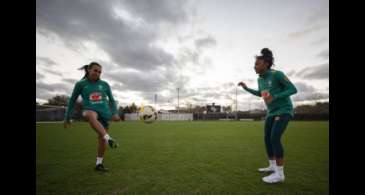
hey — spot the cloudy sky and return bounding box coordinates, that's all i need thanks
[36,0,329,111]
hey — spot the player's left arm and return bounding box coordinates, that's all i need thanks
[105,83,119,119]
[272,71,297,100]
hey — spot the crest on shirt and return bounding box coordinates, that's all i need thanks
[98,85,103,90]
[89,92,102,102]
[267,80,272,87]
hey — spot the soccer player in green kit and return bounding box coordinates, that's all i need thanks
[64,62,120,172]
[238,48,297,183]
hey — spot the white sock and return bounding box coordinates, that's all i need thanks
[96,157,103,165]
[103,134,111,142]
[269,160,276,168]
[275,166,284,176]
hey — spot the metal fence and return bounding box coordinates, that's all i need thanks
[124,113,193,121]
[36,107,66,121]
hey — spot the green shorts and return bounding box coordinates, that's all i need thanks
[97,116,109,129]
[83,110,110,129]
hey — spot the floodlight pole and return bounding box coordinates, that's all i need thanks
[249,99,251,112]
[177,88,180,114]
[235,87,238,120]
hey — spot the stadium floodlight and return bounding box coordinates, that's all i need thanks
[177,88,180,114]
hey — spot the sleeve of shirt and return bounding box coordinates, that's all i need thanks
[106,83,118,115]
[64,82,81,121]
[244,87,261,97]
[272,71,297,100]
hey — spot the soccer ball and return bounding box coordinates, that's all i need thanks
[139,105,158,124]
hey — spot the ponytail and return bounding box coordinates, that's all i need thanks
[78,65,89,79]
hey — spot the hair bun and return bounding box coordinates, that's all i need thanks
[261,48,272,57]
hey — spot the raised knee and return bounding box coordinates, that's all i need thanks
[84,111,97,121]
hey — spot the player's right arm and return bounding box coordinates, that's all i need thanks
[64,82,82,128]
[238,81,261,97]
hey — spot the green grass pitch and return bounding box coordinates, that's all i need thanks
[36,121,329,195]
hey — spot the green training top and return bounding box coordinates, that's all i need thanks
[64,78,118,121]
[244,69,297,117]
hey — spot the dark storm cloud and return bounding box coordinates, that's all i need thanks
[120,0,188,24]
[288,24,326,39]
[112,83,126,91]
[43,69,63,77]
[289,0,328,40]
[36,71,45,81]
[191,97,207,103]
[306,0,329,24]
[36,81,73,101]
[63,78,78,84]
[37,0,203,102]
[244,79,256,86]
[36,56,57,66]
[291,82,328,102]
[292,92,329,102]
[222,82,235,89]
[177,83,237,101]
[37,81,71,93]
[286,70,296,77]
[36,88,53,100]
[296,63,329,79]
[316,49,329,60]
[175,44,215,75]
[178,48,200,65]
[112,72,192,105]
[36,0,185,71]
[103,68,175,93]
[293,82,316,93]
[150,93,171,104]
[311,37,327,45]
[202,91,223,99]
[195,36,217,49]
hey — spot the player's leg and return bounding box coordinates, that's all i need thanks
[101,116,118,149]
[83,110,117,148]
[83,110,107,136]
[97,129,107,159]
[258,116,276,173]
[263,114,291,183]
[95,127,108,172]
